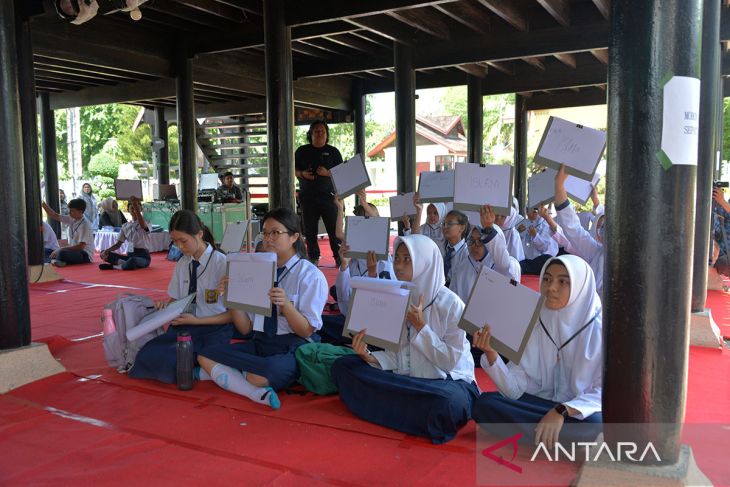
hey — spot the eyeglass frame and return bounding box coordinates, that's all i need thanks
[259,230,292,240]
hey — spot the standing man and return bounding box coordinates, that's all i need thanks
[295,120,343,267]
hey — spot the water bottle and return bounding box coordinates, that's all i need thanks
[102,309,116,335]
[176,332,194,391]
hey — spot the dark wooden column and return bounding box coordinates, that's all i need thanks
[176,51,197,213]
[16,8,42,266]
[0,0,31,349]
[264,0,295,210]
[513,94,528,214]
[155,106,170,186]
[467,75,483,164]
[604,0,703,463]
[692,0,721,312]
[353,79,366,158]
[39,93,60,239]
[394,42,416,195]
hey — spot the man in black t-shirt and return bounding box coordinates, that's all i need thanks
[295,120,343,266]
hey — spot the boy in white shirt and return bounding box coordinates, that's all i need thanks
[42,199,93,267]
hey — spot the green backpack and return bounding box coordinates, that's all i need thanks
[295,342,356,395]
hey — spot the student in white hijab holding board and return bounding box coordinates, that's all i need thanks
[331,234,479,444]
[405,194,447,256]
[471,255,603,447]
[495,199,526,262]
[553,165,605,296]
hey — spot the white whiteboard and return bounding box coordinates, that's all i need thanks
[330,154,371,199]
[534,116,606,181]
[114,179,143,200]
[389,192,417,221]
[417,170,454,203]
[452,163,512,215]
[527,169,557,209]
[458,266,544,365]
[220,220,250,254]
[199,173,219,190]
[565,171,602,205]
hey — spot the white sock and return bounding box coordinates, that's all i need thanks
[195,367,212,381]
[210,364,280,409]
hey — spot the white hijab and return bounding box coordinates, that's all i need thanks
[589,208,606,241]
[426,202,447,226]
[393,234,444,316]
[498,206,525,261]
[521,254,603,407]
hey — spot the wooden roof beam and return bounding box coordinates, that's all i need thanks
[324,33,379,54]
[486,60,515,75]
[346,15,419,44]
[553,52,576,68]
[475,0,528,31]
[170,0,247,21]
[285,0,459,26]
[523,57,545,70]
[455,63,488,78]
[386,8,451,40]
[590,48,609,64]
[536,0,570,27]
[433,1,492,35]
[591,0,610,19]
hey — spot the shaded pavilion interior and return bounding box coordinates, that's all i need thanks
[2,1,730,484]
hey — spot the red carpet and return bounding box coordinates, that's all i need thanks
[1,245,729,486]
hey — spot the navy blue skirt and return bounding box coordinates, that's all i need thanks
[199,331,316,391]
[129,323,232,384]
[331,354,480,444]
[472,392,603,444]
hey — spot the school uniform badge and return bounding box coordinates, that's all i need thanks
[205,289,219,303]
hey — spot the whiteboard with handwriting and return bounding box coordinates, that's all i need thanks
[345,216,390,260]
[565,171,602,205]
[389,192,418,221]
[458,266,544,365]
[418,170,454,202]
[343,276,410,352]
[453,163,513,215]
[534,116,606,181]
[224,252,276,316]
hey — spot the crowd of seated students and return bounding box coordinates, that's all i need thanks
[118,164,608,448]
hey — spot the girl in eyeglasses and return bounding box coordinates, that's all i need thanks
[198,208,328,409]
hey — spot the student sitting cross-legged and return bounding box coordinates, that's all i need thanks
[331,234,479,444]
[197,208,328,409]
[129,210,233,384]
[471,255,603,448]
[99,197,152,271]
[42,199,94,267]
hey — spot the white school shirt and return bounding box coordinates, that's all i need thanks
[417,223,446,256]
[335,256,395,317]
[448,227,520,302]
[521,219,558,260]
[247,254,328,334]
[59,214,94,261]
[550,224,576,254]
[481,254,603,419]
[42,221,59,251]
[169,244,227,318]
[444,239,467,282]
[556,203,604,296]
[117,220,152,252]
[372,287,476,384]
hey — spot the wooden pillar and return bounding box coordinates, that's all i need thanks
[467,75,483,164]
[155,106,169,186]
[394,42,416,194]
[39,93,60,239]
[604,0,703,463]
[16,9,42,266]
[176,52,197,213]
[513,94,528,214]
[263,0,295,210]
[0,0,31,349]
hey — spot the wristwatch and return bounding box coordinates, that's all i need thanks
[554,404,570,418]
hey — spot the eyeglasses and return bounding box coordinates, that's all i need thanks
[259,230,290,240]
[466,238,483,246]
[443,221,462,227]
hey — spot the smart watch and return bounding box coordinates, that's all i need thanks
[554,404,570,418]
